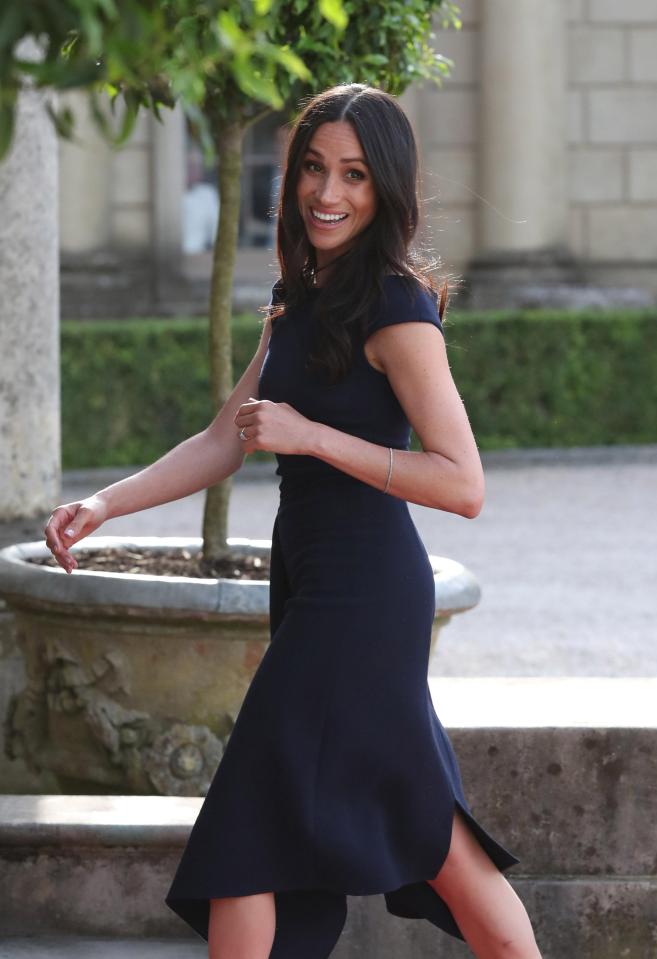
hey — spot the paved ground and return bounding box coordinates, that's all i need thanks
[0,940,205,958]
[59,444,657,679]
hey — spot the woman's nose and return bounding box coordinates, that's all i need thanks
[317,173,343,206]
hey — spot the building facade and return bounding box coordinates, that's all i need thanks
[59,0,657,317]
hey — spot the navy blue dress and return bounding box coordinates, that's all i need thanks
[165,275,520,956]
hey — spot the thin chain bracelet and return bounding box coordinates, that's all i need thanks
[382,446,394,494]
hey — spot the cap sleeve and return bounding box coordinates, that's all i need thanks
[366,277,445,339]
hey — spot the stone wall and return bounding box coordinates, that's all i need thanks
[568,0,657,274]
[419,0,657,290]
[417,0,480,270]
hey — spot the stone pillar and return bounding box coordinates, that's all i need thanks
[399,84,421,143]
[467,0,579,307]
[58,92,112,254]
[0,70,60,520]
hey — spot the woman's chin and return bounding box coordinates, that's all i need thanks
[311,235,351,254]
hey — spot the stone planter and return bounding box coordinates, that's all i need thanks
[0,535,480,796]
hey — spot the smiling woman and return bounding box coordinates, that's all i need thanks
[162,83,543,959]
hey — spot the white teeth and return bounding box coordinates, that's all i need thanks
[311,209,348,222]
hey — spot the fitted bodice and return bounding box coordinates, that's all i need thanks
[257,275,444,479]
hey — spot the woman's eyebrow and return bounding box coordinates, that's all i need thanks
[305,147,369,166]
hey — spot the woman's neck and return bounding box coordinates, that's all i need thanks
[310,249,351,288]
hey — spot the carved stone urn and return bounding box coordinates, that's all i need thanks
[0,535,480,796]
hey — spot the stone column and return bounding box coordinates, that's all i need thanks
[467,0,578,307]
[58,92,112,254]
[399,84,421,143]
[0,69,60,520]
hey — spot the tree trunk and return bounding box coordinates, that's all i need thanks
[201,119,245,565]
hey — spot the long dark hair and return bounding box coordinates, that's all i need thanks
[263,82,450,385]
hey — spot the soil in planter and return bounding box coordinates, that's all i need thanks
[31,546,271,580]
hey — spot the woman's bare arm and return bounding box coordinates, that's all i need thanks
[45,316,272,570]
[305,322,484,516]
[97,317,272,520]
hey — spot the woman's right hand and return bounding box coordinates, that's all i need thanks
[43,493,109,574]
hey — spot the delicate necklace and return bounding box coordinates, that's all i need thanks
[310,261,333,288]
[309,251,351,288]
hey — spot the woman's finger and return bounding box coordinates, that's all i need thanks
[44,505,79,563]
[46,532,70,560]
[234,396,260,419]
[45,508,71,552]
[45,538,73,570]
[235,404,258,424]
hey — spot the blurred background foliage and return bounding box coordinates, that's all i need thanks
[60,307,657,469]
[0,0,461,158]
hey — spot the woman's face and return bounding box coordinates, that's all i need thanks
[296,120,377,263]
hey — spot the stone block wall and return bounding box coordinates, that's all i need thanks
[418,0,480,273]
[568,1,657,265]
[418,0,657,289]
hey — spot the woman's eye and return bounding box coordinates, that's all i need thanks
[303,160,365,180]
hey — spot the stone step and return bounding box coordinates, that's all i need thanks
[0,939,205,959]
[430,675,657,727]
[1,678,656,958]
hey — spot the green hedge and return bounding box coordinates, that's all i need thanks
[60,308,657,469]
[444,308,657,449]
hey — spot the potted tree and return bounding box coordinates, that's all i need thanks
[0,0,474,795]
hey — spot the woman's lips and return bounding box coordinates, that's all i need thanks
[307,207,349,230]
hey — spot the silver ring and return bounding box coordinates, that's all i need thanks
[239,427,247,441]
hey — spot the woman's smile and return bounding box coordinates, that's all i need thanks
[307,206,350,229]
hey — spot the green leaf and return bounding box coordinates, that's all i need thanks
[115,88,141,145]
[0,98,16,161]
[45,101,76,139]
[182,99,215,164]
[0,6,26,59]
[89,87,140,146]
[319,0,348,31]
[95,0,118,17]
[61,32,80,59]
[216,11,249,53]
[233,54,283,108]
[272,45,313,81]
[49,59,104,89]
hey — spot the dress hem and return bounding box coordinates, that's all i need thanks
[164,796,520,947]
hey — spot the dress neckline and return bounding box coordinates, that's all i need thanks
[307,274,404,293]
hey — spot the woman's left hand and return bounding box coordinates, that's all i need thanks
[234,397,315,455]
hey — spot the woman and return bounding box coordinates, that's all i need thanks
[44,84,543,959]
